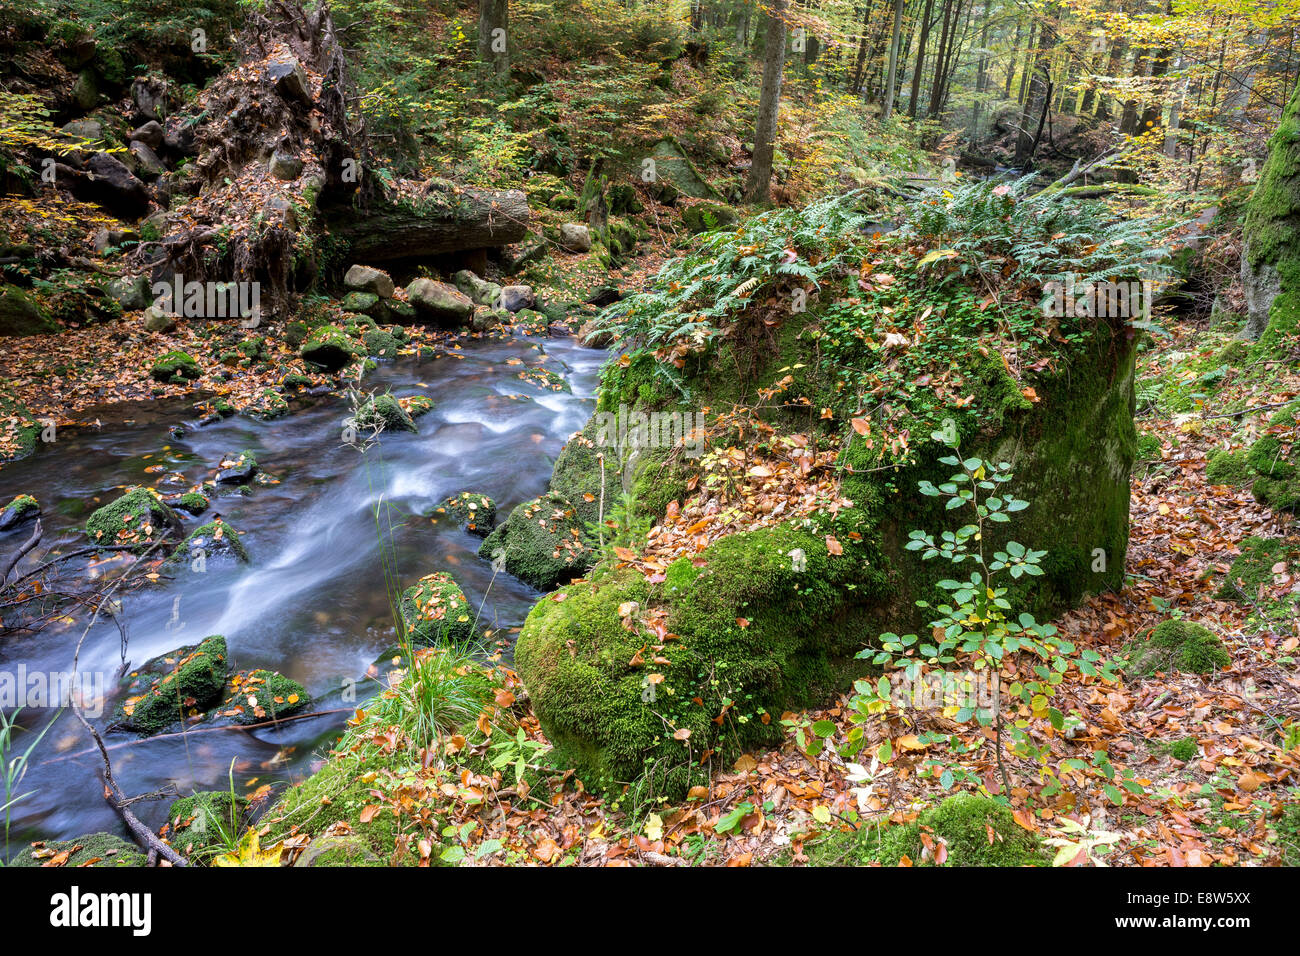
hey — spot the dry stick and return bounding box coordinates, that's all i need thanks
[1,518,43,585]
[49,707,356,763]
[66,537,188,866]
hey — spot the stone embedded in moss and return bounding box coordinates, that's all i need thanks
[1216,536,1294,601]
[300,324,356,371]
[10,832,144,867]
[681,202,739,234]
[150,349,201,383]
[117,635,230,735]
[399,572,475,646]
[166,790,247,859]
[478,494,597,592]
[217,669,310,725]
[514,521,887,798]
[85,486,181,550]
[341,291,380,314]
[0,493,39,530]
[1123,619,1230,677]
[432,492,497,536]
[810,793,1046,867]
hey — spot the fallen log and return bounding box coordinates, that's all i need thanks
[327,178,529,261]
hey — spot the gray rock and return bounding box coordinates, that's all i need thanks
[498,284,536,312]
[267,59,312,108]
[129,140,166,179]
[406,278,474,325]
[471,306,511,332]
[71,70,98,111]
[1241,239,1280,341]
[130,77,170,122]
[143,305,176,333]
[344,264,395,299]
[107,275,151,311]
[129,120,164,150]
[453,269,499,305]
[558,223,592,253]
[501,235,548,272]
[268,150,303,181]
[61,118,103,143]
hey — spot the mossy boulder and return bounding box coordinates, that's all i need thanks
[85,486,181,550]
[341,291,380,314]
[10,832,144,867]
[681,202,739,233]
[0,494,39,530]
[150,349,201,383]
[165,790,247,860]
[430,492,496,536]
[214,669,310,725]
[117,635,230,735]
[399,572,475,646]
[362,327,399,358]
[809,794,1047,867]
[1123,619,1230,677]
[1246,434,1300,512]
[1206,448,1252,486]
[300,324,355,371]
[352,392,417,434]
[0,285,58,336]
[514,521,887,798]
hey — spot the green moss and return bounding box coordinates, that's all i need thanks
[1217,536,1295,601]
[478,494,598,592]
[1242,82,1300,349]
[403,394,434,418]
[1136,432,1162,462]
[1165,737,1199,762]
[10,832,144,867]
[430,492,496,536]
[362,328,399,358]
[1275,800,1300,867]
[398,572,475,646]
[166,790,247,860]
[809,793,1047,867]
[117,635,229,735]
[1123,619,1230,677]
[353,392,416,433]
[175,492,209,515]
[1206,449,1252,486]
[2,494,39,520]
[515,522,886,800]
[300,324,356,371]
[150,349,201,383]
[85,486,180,550]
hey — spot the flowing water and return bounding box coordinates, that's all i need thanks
[0,333,605,854]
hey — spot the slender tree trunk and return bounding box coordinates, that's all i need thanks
[907,0,935,117]
[478,0,509,76]
[881,0,906,118]
[926,0,956,117]
[1005,18,1023,96]
[850,1,875,93]
[746,0,787,203]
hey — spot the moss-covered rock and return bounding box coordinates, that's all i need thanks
[300,324,356,371]
[1123,619,1230,677]
[170,492,210,516]
[351,392,417,434]
[0,493,39,530]
[401,394,434,418]
[164,519,250,572]
[214,669,310,725]
[809,793,1047,867]
[1206,448,1251,486]
[478,494,599,592]
[150,349,201,383]
[362,327,399,358]
[1246,434,1300,511]
[430,492,496,536]
[117,635,230,735]
[514,521,887,798]
[215,449,258,484]
[10,832,144,867]
[681,202,739,233]
[399,572,475,646]
[85,486,181,550]
[165,790,247,860]
[0,285,58,336]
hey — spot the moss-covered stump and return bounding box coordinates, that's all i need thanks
[399,572,475,646]
[300,324,356,371]
[1123,620,1230,677]
[165,790,247,860]
[213,669,310,725]
[482,419,621,590]
[10,832,144,867]
[150,349,201,383]
[0,493,39,530]
[164,520,249,573]
[809,794,1047,867]
[352,392,417,434]
[116,635,230,735]
[430,491,496,536]
[85,486,182,550]
[514,522,885,798]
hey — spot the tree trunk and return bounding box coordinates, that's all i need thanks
[745,0,787,203]
[881,0,906,119]
[478,0,509,76]
[907,0,934,117]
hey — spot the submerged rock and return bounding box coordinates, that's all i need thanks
[85,487,182,550]
[215,450,258,484]
[430,492,496,536]
[116,635,229,735]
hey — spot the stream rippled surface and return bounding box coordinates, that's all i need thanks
[0,332,604,852]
